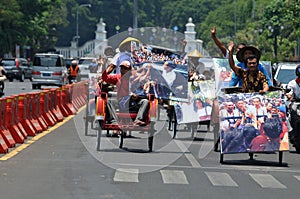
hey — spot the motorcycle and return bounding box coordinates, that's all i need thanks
[287,102,300,153]
[285,88,300,153]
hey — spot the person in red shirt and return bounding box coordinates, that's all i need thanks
[101,60,149,126]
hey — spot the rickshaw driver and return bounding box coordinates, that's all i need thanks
[101,60,150,126]
[228,42,269,94]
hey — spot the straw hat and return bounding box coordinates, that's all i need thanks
[187,49,203,58]
[118,37,140,52]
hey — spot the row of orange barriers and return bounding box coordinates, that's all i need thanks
[0,81,88,153]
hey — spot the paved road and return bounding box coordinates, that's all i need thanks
[1,80,300,198]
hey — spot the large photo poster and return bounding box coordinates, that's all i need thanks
[132,61,189,101]
[173,80,216,124]
[218,90,289,154]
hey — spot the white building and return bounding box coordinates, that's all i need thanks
[55,17,209,58]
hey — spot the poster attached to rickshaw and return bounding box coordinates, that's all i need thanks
[173,79,216,124]
[218,90,289,154]
[88,73,101,116]
[213,58,273,93]
[131,61,189,102]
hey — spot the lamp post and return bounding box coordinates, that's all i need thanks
[76,3,91,56]
[268,25,283,62]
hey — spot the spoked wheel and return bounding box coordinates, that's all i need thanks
[119,130,125,149]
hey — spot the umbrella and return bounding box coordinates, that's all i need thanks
[187,49,203,58]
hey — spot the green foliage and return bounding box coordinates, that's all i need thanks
[0,0,299,63]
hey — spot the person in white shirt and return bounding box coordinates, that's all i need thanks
[162,61,176,87]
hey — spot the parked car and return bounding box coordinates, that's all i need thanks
[78,57,97,79]
[1,58,32,82]
[31,53,68,89]
[274,62,298,88]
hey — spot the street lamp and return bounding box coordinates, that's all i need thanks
[76,3,91,56]
[268,25,284,62]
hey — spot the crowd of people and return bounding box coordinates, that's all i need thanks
[219,93,289,153]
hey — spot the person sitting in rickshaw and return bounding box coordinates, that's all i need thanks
[101,60,150,126]
[228,42,269,94]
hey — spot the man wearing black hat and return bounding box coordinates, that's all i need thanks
[234,46,272,87]
[228,41,269,94]
[210,26,272,87]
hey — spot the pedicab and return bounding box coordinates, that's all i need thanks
[93,68,158,152]
[213,57,289,165]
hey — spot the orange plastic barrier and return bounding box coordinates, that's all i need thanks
[61,85,76,115]
[18,94,36,136]
[39,91,56,126]
[5,96,25,143]
[56,88,69,117]
[26,93,43,133]
[49,88,63,122]
[1,81,90,150]
[0,134,8,153]
[0,98,15,148]
[31,92,48,131]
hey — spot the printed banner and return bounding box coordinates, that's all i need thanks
[173,80,216,124]
[213,58,272,93]
[218,90,289,154]
[132,61,189,101]
[88,73,101,116]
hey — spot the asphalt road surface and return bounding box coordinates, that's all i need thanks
[1,80,300,199]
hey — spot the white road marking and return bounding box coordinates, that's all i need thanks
[160,170,189,184]
[249,173,287,188]
[294,175,300,181]
[113,168,139,182]
[184,153,201,168]
[205,172,238,187]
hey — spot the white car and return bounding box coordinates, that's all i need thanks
[78,57,97,79]
[274,62,298,88]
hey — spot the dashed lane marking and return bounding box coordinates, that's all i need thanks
[113,168,139,182]
[205,171,238,187]
[249,173,287,189]
[160,170,189,184]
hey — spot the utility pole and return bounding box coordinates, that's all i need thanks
[133,0,138,29]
